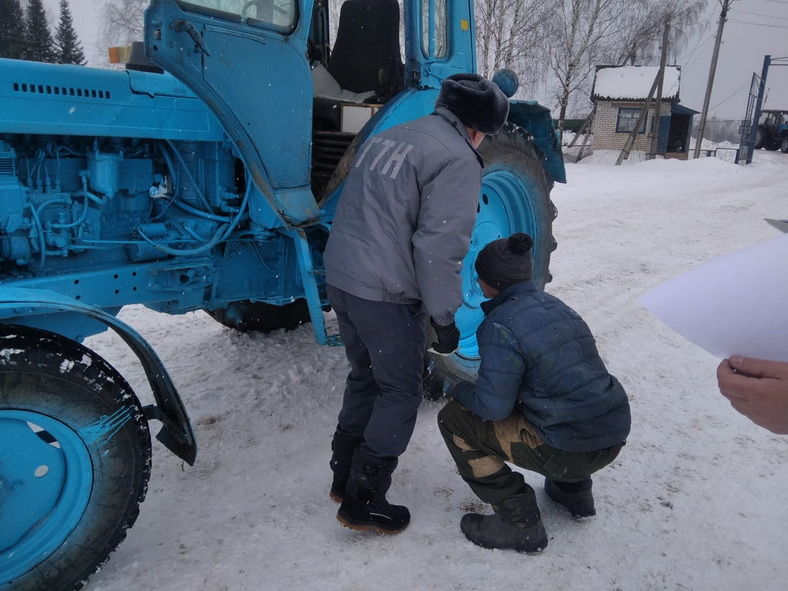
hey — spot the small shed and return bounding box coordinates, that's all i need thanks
[590,65,698,157]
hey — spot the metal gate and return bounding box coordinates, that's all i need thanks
[738,72,761,163]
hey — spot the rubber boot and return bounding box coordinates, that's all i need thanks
[460,490,548,553]
[336,448,410,534]
[544,477,595,519]
[329,430,363,502]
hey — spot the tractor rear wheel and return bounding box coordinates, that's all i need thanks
[0,325,151,591]
[424,125,556,394]
[207,298,312,332]
[781,136,788,153]
[754,125,768,150]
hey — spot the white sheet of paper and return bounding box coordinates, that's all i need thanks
[640,233,788,362]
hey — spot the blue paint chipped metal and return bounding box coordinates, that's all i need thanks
[78,406,134,446]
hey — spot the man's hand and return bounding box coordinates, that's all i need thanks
[430,319,460,355]
[717,356,788,435]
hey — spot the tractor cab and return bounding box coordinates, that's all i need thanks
[756,109,788,152]
[307,0,405,198]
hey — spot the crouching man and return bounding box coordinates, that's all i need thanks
[437,233,631,553]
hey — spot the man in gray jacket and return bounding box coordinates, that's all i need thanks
[324,74,509,534]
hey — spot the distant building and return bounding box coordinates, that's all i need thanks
[590,65,698,157]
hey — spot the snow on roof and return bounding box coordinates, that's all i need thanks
[593,65,680,101]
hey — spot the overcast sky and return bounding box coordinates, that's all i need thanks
[44,0,788,120]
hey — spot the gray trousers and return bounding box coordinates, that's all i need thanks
[328,285,428,459]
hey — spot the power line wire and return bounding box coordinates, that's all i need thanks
[737,8,788,21]
[729,18,788,29]
[678,33,715,70]
[710,80,751,111]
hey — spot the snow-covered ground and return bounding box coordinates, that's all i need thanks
[85,151,788,591]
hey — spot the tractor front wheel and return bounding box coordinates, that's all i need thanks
[781,136,788,154]
[425,125,556,393]
[0,325,151,591]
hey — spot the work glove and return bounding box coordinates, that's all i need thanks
[430,319,460,355]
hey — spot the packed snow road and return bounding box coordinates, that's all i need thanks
[86,151,788,591]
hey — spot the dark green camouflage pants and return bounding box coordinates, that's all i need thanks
[437,399,623,505]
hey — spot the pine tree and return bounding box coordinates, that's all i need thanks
[24,0,56,63]
[55,0,86,65]
[0,0,27,59]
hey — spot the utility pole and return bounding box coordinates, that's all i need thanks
[694,0,734,159]
[648,17,671,160]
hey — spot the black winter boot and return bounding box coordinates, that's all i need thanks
[336,449,410,534]
[329,430,363,502]
[460,490,547,553]
[544,477,595,519]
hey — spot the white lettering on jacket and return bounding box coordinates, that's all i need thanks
[355,138,414,180]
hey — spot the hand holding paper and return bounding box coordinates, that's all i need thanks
[717,356,788,434]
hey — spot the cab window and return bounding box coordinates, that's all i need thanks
[178,0,297,30]
[421,0,447,58]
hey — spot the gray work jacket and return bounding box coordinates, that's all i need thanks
[324,107,483,325]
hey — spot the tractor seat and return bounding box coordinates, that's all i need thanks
[327,0,404,102]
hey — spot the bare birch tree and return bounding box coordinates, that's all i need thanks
[609,0,706,66]
[474,0,551,96]
[99,0,146,55]
[546,0,623,128]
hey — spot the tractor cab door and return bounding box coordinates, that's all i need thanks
[144,0,318,225]
[404,0,476,89]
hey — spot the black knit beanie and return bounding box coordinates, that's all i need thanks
[435,73,510,135]
[475,233,534,291]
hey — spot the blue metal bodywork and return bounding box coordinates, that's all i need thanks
[0,59,223,141]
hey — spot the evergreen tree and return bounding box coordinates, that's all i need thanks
[0,0,27,59]
[24,0,56,63]
[55,0,86,65]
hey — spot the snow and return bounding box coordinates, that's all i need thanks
[84,152,788,590]
[593,65,680,101]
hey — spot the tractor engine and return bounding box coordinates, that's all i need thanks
[0,135,240,273]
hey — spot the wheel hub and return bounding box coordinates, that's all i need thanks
[0,410,93,583]
[455,170,537,359]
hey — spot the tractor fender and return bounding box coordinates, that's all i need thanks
[0,287,196,464]
[507,101,566,185]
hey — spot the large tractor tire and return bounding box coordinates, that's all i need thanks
[207,298,312,332]
[425,125,556,394]
[754,125,768,150]
[781,136,788,154]
[0,325,151,591]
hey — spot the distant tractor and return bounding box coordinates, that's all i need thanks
[0,1,564,589]
[754,109,788,152]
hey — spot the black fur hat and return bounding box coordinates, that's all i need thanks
[435,73,510,135]
[475,233,534,291]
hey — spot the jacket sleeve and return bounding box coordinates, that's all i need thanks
[412,154,481,325]
[451,321,524,421]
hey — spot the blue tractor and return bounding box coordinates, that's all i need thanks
[754,109,788,153]
[0,1,564,588]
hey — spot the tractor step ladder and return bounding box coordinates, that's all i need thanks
[286,229,341,346]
